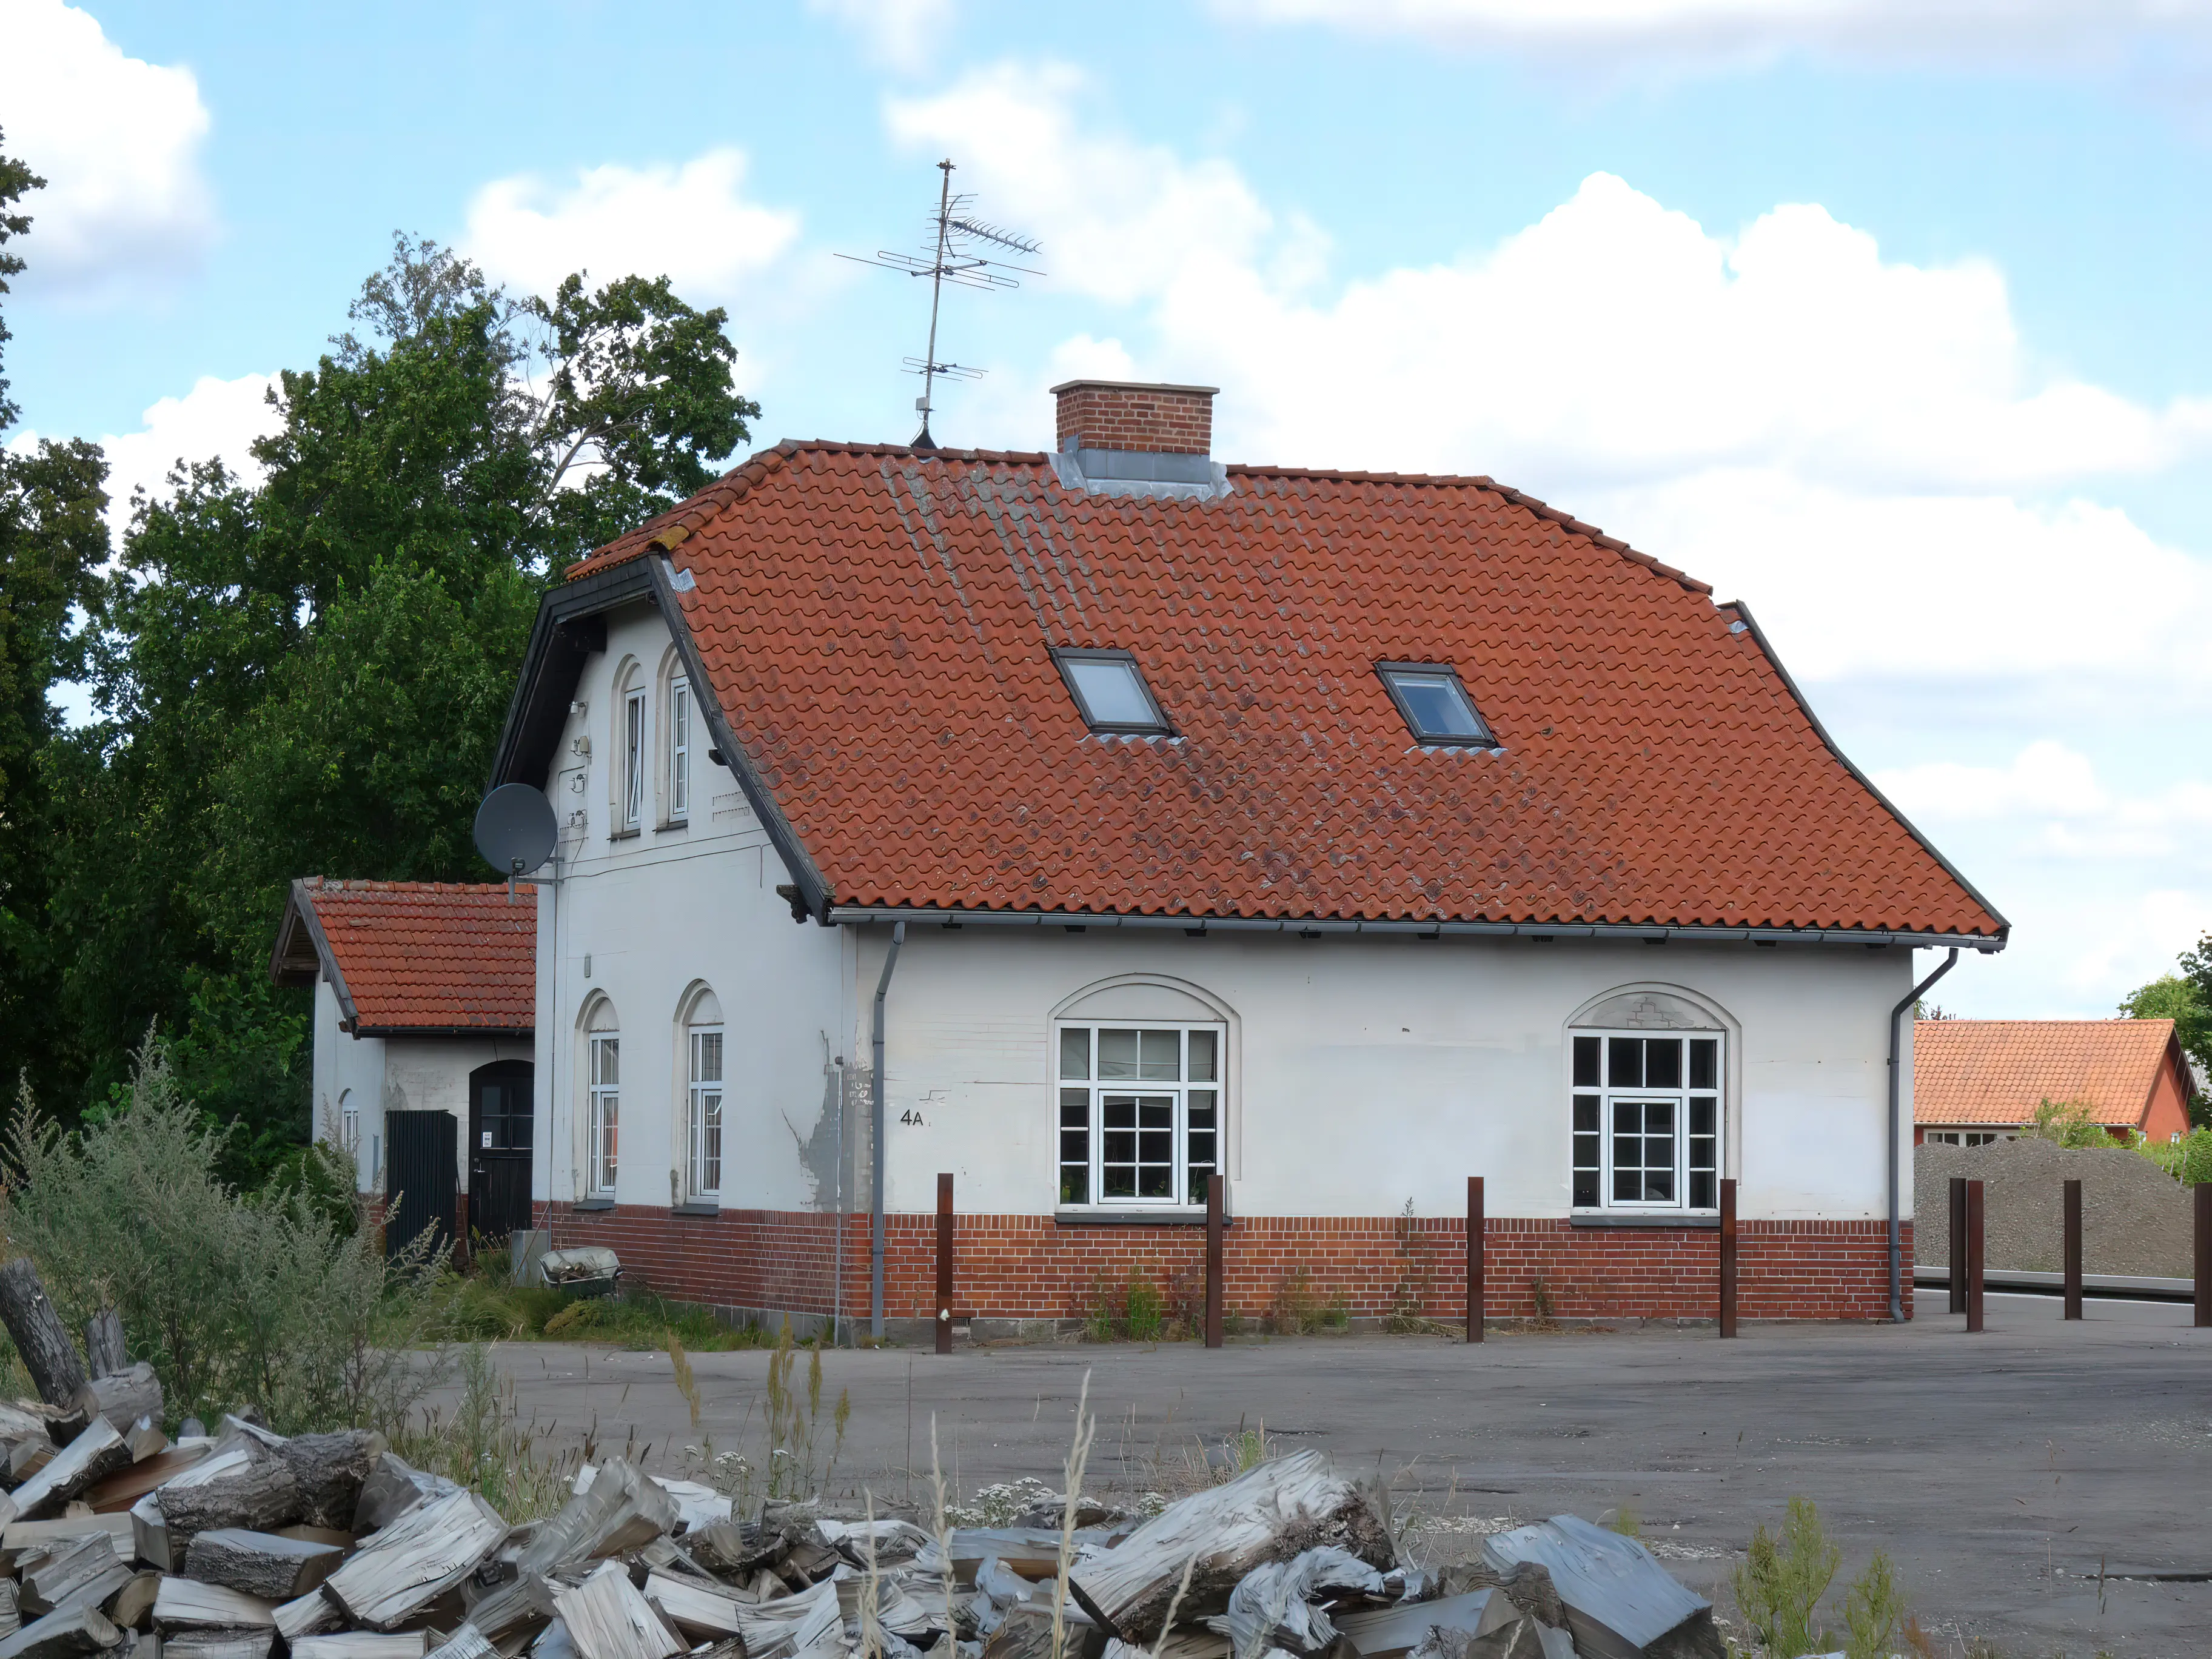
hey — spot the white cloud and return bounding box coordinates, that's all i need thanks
[809,0,956,71]
[0,0,213,297]
[461,149,800,310]
[1220,0,2212,73]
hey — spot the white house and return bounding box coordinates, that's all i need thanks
[271,877,537,1252]
[488,380,2006,1336]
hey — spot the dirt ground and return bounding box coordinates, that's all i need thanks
[450,1296,2212,1659]
[1914,1137,2196,1276]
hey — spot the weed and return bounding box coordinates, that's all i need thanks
[1529,1273,1557,1325]
[1082,1272,1121,1343]
[1164,1265,1206,1335]
[1125,1275,1167,1342]
[1049,1373,1098,1659]
[388,1344,577,1521]
[666,1328,701,1430]
[1606,1501,1641,1540]
[1732,1496,1841,1659]
[760,1324,850,1500]
[1842,1550,1905,1659]
[1266,1267,1347,1334]
[544,1299,601,1338]
[1382,1199,1439,1331]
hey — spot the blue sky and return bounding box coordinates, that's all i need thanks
[10,0,2212,1017]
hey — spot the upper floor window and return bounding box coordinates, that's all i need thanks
[1056,1022,1220,1206]
[1376,662,1492,746]
[1053,649,1173,736]
[689,1024,723,1199]
[588,1031,620,1194]
[668,677,692,823]
[618,667,646,833]
[1572,1030,1720,1211]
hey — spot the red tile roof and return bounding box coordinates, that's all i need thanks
[571,441,2002,937]
[1913,1019,2181,1128]
[275,879,537,1033]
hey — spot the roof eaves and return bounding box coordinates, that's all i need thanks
[277,878,361,1025]
[1724,600,2010,946]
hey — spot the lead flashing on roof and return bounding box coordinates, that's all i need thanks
[1049,443,1234,502]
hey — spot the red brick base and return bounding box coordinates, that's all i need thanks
[534,1204,1910,1326]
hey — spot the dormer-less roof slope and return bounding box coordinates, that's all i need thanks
[270,878,537,1034]
[552,441,2005,942]
[1914,1019,2184,1129]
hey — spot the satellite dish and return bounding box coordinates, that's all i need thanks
[474,783,557,881]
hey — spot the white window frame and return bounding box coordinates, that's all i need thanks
[620,682,646,832]
[1054,1021,1224,1208]
[338,1091,359,1159]
[588,1034,620,1195]
[668,677,692,825]
[688,1024,723,1199]
[1925,1130,2012,1148]
[1571,1028,1724,1213]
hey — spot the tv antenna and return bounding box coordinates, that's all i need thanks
[839,158,1042,449]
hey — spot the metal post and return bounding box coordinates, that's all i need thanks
[2196,1183,2212,1331]
[1204,1171,1224,1349]
[1948,1175,1967,1315]
[1965,1178,1986,1334]
[2063,1178,2083,1321]
[1466,1176,1484,1344]
[935,1173,954,1355]
[1719,1177,1738,1338]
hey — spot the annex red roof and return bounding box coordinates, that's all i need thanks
[1914,1019,2182,1128]
[570,440,2002,938]
[272,879,536,1033]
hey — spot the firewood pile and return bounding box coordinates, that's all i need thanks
[0,1269,1723,1659]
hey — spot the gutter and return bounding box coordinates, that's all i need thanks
[1889,947,1959,1322]
[869,919,907,1340]
[825,905,2003,952]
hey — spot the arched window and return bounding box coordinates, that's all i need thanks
[664,654,694,826]
[1567,988,1729,1214]
[1051,977,1232,1209]
[615,660,646,833]
[683,987,724,1200]
[585,997,621,1195]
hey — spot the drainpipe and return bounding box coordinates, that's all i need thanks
[1888,947,1959,1322]
[870,920,907,1341]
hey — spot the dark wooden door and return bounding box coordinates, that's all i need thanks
[385,1110,456,1261]
[469,1061,535,1244]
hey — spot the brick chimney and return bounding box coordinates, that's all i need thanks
[1052,380,1217,457]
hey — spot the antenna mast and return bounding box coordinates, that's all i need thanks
[839,158,1042,448]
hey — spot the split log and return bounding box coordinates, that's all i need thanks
[160,1634,272,1659]
[13,1421,133,1520]
[2,1516,135,1569]
[81,1318,124,1384]
[1481,1518,1721,1659]
[12,1443,56,1484]
[0,1402,52,1442]
[155,1454,300,1547]
[0,1583,19,1640]
[0,1262,89,1409]
[290,1636,429,1659]
[347,1456,455,1537]
[1222,1546,1386,1658]
[454,1572,555,1652]
[321,1488,506,1632]
[1435,1564,1565,1634]
[268,1592,337,1644]
[1453,1620,1574,1659]
[87,1447,207,1518]
[423,1631,497,1659]
[551,1563,682,1659]
[1067,1452,1394,1643]
[515,1462,674,1576]
[724,1580,842,1659]
[1333,1593,1515,1659]
[19,1535,132,1619]
[273,1433,382,1533]
[70,1372,161,1439]
[182,1529,344,1601]
[124,1426,165,1466]
[640,1574,748,1641]
[978,1603,1107,1659]
[149,1581,275,1634]
[105,1580,158,1636]
[0,1603,119,1659]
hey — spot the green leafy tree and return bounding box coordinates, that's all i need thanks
[2125,968,2212,1129]
[34,235,757,1157]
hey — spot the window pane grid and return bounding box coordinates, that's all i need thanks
[689,1027,723,1198]
[1057,1022,1222,1207]
[589,1034,619,1193]
[670,683,690,820]
[1575,1031,1721,1212]
[622,691,645,828]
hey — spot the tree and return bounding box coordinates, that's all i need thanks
[32,236,756,1160]
[2133,966,2212,1131]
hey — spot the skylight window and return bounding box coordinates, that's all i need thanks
[1054,649,1173,736]
[1377,662,1493,746]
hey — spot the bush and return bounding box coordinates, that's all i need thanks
[2141,1125,2212,1185]
[1733,1496,1840,1657]
[2020,1098,2113,1148]
[4,1032,449,1432]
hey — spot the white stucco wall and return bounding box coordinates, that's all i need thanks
[531,602,854,1215]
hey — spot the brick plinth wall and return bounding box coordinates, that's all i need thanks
[535,1203,1910,1325]
[1051,380,1217,454]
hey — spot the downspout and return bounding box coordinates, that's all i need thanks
[1888,947,1959,1322]
[870,920,907,1341]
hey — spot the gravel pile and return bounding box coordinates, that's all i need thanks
[1915,1136,2196,1277]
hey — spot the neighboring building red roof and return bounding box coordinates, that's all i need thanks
[567,440,2002,938]
[1913,1019,2182,1128]
[271,878,536,1034]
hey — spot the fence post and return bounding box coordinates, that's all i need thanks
[2196,1182,2211,1332]
[1466,1177,1484,1343]
[1719,1178,1738,1338]
[934,1173,953,1355]
[2063,1178,2083,1321]
[1965,1178,1986,1334]
[1205,1172,1224,1349]
[1948,1175,1967,1315]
